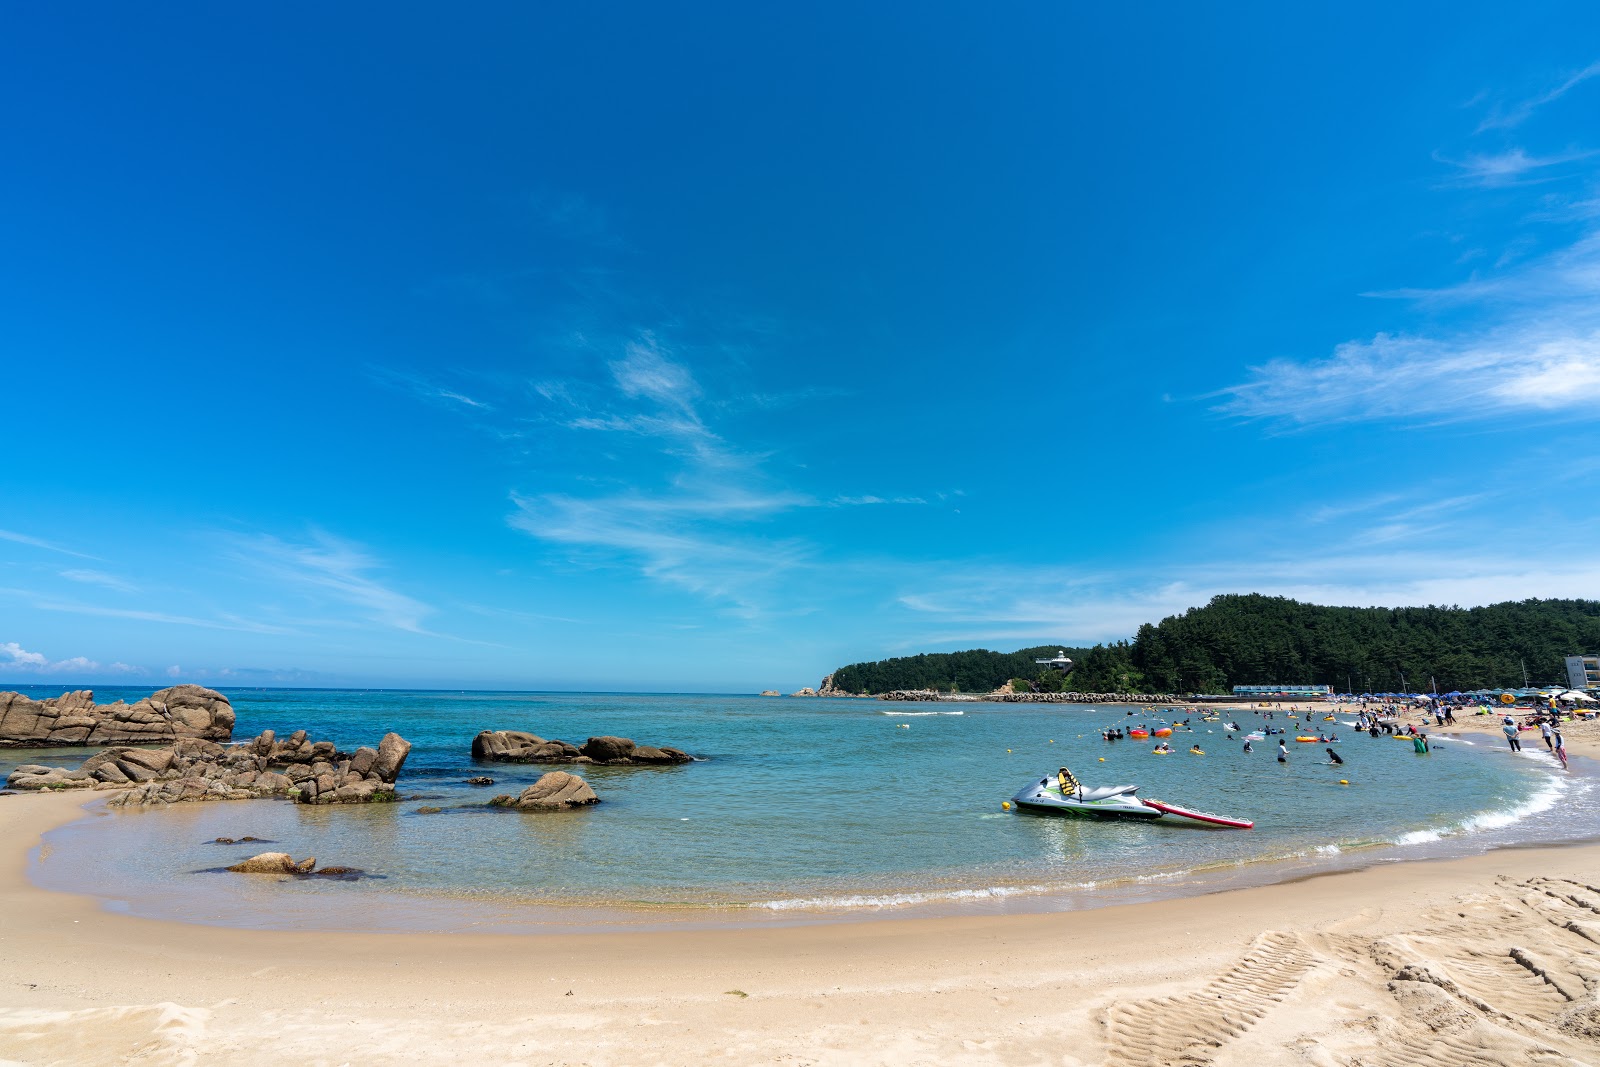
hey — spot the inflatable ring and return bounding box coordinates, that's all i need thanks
[1500,692,1516,705]
[1294,736,1318,742]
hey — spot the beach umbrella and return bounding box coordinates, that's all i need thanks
[1560,690,1595,702]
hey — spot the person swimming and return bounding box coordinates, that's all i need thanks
[1242,739,1253,753]
[1326,747,1343,765]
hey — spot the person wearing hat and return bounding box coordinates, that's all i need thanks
[1502,716,1521,753]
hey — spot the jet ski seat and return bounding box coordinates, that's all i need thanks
[1076,784,1139,802]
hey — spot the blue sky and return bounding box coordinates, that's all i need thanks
[4,3,1600,691]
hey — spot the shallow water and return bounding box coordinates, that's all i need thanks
[13,688,1595,930]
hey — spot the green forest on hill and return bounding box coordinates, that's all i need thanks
[829,595,1600,694]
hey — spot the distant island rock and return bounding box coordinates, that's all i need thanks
[6,727,412,806]
[0,685,235,746]
[471,731,692,765]
[489,771,599,810]
[759,690,780,697]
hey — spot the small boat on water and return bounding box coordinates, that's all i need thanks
[1009,768,1161,820]
[1008,768,1254,829]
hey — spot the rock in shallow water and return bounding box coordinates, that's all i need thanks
[489,771,600,810]
[471,730,692,765]
[227,852,316,874]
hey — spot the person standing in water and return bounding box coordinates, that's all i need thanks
[1277,740,1288,763]
[1541,719,1554,751]
[1502,716,1521,752]
[1552,725,1569,770]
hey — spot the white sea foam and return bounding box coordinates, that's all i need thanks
[879,710,965,716]
[1391,769,1569,847]
[750,883,1051,910]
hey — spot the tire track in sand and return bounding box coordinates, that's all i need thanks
[1102,931,1317,1066]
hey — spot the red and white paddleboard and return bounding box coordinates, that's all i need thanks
[1141,798,1254,829]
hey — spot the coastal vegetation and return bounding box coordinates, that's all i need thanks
[827,646,1093,695]
[832,594,1600,694]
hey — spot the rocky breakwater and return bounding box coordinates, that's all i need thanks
[471,731,691,766]
[0,685,234,746]
[879,689,1186,704]
[985,691,1187,704]
[6,728,412,806]
[488,771,599,810]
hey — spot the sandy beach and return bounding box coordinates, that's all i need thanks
[4,775,1600,1066]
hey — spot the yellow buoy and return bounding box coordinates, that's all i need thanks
[1007,749,1012,753]
[1002,801,1011,810]
[1098,757,1105,762]
[1339,779,1349,785]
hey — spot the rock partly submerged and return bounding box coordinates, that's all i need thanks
[225,852,363,878]
[0,685,235,746]
[6,728,412,806]
[489,771,599,810]
[471,731,692,766]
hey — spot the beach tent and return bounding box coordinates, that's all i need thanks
[1559,690,1595,702]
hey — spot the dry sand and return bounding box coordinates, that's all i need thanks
[5,756,1600,1064]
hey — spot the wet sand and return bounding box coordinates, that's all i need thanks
[4,786,1600,1065]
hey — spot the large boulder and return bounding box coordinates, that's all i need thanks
[370,733,411,781]
[581,735,635,762]
[472,730,692,766]
[0,685,234,746]
[490,771,599,810]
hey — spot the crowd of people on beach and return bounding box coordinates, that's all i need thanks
[1096,696,1583,772]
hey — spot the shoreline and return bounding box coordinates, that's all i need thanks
[14,698,1593,937]
[6,792,1600,1063]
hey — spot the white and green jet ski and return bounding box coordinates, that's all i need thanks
[1010,767,1162,820]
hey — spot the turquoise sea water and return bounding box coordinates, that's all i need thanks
[8,688,1593,931]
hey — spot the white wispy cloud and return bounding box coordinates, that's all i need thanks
[1476,60,1600,132]
[609,335,702,417]
[1218,325,1600,423]
[1435,147,1597,188]
[509,493,811,612]
[511,327,926,613]
[0,529,101,560]
[226,532,434,634]
[59,569,138,593]
[368,367,494,413]
[7,592,295,635]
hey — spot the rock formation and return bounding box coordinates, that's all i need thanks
[0,685,235,746]
[489,771,599,810]
[5,727,411,806]
[790,687,819,697]
[815,673,863,697]
[759,690,780,697]
[225,852,360,878]
[470,731,692,765]
[227,852,315,874]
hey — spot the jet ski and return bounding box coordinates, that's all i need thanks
[1009,767,1162,820]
